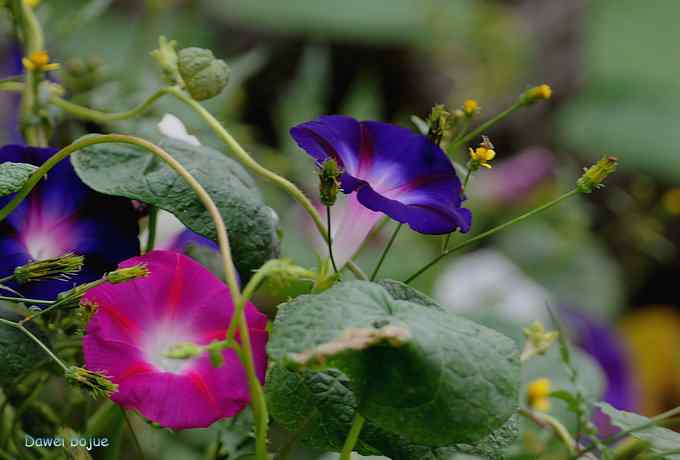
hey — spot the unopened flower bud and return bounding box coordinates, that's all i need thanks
[65,366,117,398]
[177,47,230,101]
[521,321,559,362]
[318,158,342,206]
[426,104,452,145]
[520,84,552,106]
[527,377,552,412]
[254,259,315,291]
[14,253,84,284]
[462,99,479,117]
[576,156,618,193]
[150,36,182,86]
[163,342,203,360]
[22,51,60,72]
[105,264,149,284]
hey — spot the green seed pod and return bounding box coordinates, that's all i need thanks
[178,47,230,101]
[0,307,51,388]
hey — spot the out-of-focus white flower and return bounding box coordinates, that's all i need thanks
[158,113,201,146]
[433,249,552,324]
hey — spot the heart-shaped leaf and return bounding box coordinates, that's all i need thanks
[267,281,520,447]
[71,137,280,278]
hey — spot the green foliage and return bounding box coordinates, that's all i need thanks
[267,281,520,449]
[597,402,680,460]
[0,162,37,197]
[0,307,51,388]
[71,137,280,278]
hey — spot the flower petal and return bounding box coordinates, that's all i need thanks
[290,116,471,235]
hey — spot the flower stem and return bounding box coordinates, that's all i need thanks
[121,409,145,460]
[519,408,577,454]
[0,295,53,305]
[144,207,159,254]
[0,274,16,284]
[404,189,580,284]
[340,413,365,460]
[370,223,402,281]
[449,99,524,152]
[326,206,339,275]
[50,88,169,123]
[10,0,48,146]
[165,87,329,241]
[0,318,68,371]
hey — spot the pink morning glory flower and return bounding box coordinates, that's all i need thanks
[0,145,140,299]
[291,115,471,266]
[83,250,268,429]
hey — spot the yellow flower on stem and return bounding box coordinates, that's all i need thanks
[22,51,60,72]
[463,99,479,117]
[468,136,496,169]
[527,377,552,412]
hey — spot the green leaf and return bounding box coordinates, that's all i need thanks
[71,137,280,278]
[267,281,520,447]
[0,307,51,388]
[0,162,37,197]
[266,366,518,459]
[596,402,680,460]
[85,401,124,460]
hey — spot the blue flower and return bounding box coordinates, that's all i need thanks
[0,145,140,299]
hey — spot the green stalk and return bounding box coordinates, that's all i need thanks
[370,223,402,281]
[449,99,524,152]
[50,88,169,123]
[404,189,579,284]
[326,206,339,274]
[340,413,365,460]
[0,295,53,305]
[144,207,159,253]
[0,318,68,371]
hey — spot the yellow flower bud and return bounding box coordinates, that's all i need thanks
[521,84,552,105]
[463,99,479,117]
[662,188,680,215]
[25,0,40,7]
[527,377,552,412]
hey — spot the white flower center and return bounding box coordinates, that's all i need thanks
[143,324,197,374]
[24,231,65,260]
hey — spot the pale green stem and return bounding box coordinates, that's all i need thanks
[50,88,169,123]
[0,134,269,460]
[0,295,53,305]
[144,207,159,254]
[519,408,577,454]
[449,99,524,151]
[405,189,580,284]
[346,261,368,280]
[370,223,402,281]
[121,409,145,460]
[0,318,68,371]
[340,413,365,460]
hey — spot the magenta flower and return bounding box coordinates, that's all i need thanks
[291,116,471,265]
[83,250,268,429]
[0,145,139,299]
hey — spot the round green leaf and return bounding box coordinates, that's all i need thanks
[267,281,520,446]
[71,137,280,279]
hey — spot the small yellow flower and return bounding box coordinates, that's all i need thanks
[521,84,552,105]
[662,188,680,215]
[22,51,60,72]
[468,136,496,169]
[527,377,552,412]
[25,0,41,7]
[462,99,479,117]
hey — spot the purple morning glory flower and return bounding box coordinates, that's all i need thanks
[0,145,140,299]
[291,116,471,265]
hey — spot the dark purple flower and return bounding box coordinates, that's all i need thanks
[0,145,140,299]
[291,116,471,235]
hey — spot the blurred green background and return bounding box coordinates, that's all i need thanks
[1,0,679,458]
